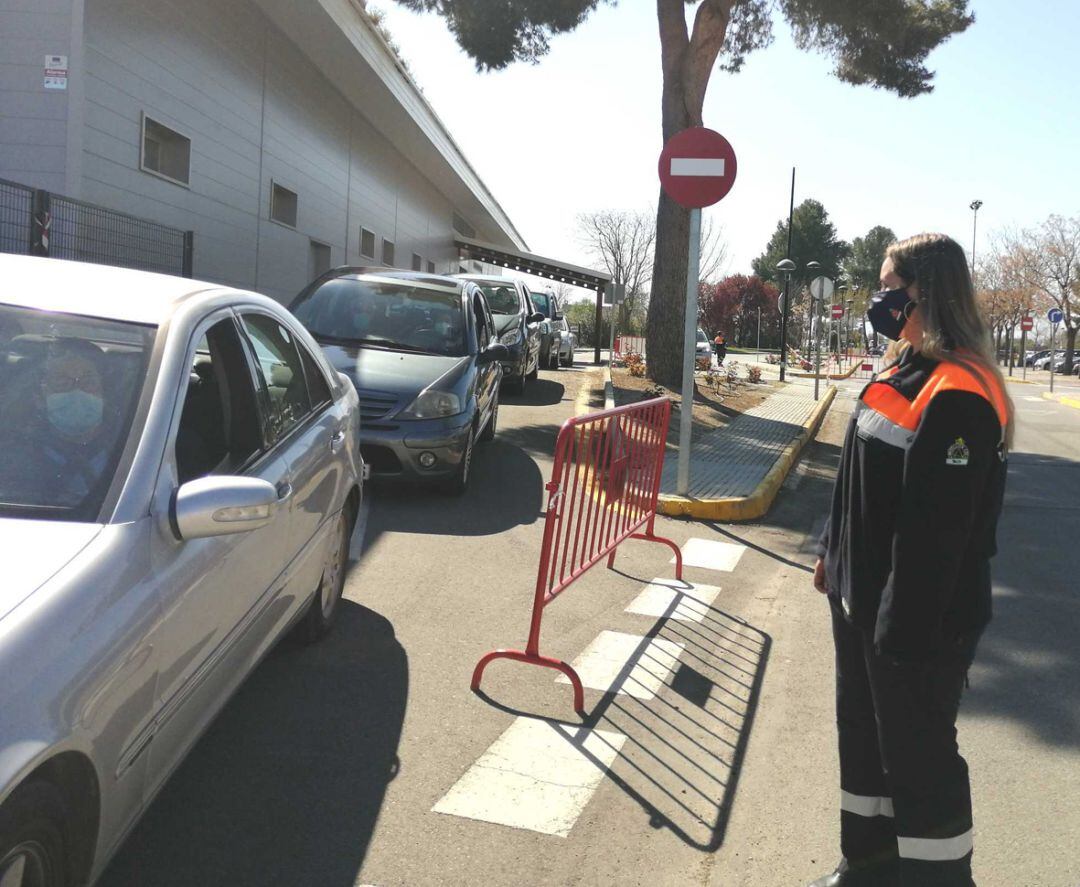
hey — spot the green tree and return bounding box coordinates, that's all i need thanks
[394,0,974,387]
[845,225,897,291]
[751,199,850,286]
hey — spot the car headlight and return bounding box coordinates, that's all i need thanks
[399,389,463,420]
[500,329,521,347]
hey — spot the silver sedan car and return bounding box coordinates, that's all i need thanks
[0,255,364,886]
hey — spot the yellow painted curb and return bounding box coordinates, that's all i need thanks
[1005,376,1037,385]
[1042,391,1080,411]
[657,385,837,521]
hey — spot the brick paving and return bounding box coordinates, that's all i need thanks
[660,385,820,499]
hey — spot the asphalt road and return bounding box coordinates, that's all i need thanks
[99,364,1080,887]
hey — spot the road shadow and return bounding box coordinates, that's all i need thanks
[500,377,565,408]
[477,580,770,852]
[99,601,407,887]
[963,452,1080,748]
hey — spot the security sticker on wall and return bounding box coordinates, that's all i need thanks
[946,437,970,466]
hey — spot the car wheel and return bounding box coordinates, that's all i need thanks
[527,354,539,380]
[0,780,72,887]
[442,425,474,496]
[562,350,574,367]
[298,509,351,643]
[480,397,498,441]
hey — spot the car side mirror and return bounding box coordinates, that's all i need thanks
[478,343,510,366]
[528,312,545,324]
[172,476,279,540]
[554,313,564,321]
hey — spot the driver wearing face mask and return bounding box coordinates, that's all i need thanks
[25,339,111,506]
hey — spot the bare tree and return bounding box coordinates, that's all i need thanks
[698,216,729,283]
[577,210,655,333]
[1003,215,1080,372]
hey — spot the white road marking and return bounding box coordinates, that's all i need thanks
[432,718,625,837]
[673,538,747,572]
[671,157,726,177]
[556,630,684,699]
[625,578,721,623]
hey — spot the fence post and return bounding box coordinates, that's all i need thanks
[182,230,194,277]
[31,189,51,257]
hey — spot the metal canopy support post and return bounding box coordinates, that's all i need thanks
[676,207,702,497]
[594,286,603,365]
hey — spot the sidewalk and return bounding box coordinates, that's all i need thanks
[657,380,835,520]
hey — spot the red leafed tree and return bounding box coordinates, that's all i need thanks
[698,274,779,347]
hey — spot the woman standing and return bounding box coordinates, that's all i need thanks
[810,233,1012,887]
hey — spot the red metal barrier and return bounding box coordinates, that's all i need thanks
[471,397,682,714]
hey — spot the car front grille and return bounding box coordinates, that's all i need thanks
[355,388,399,421]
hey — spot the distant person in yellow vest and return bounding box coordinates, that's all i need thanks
[809,233,1012,887]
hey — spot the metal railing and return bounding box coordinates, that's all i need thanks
[0,178,193,277]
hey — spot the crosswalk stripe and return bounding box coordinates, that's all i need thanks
[624,578,721,623]
[673,538,746,572]
[555,630,684,700]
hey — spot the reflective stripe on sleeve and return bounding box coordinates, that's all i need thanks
[856,407,916,451]
[840,790,895,818]
[897,829,974,861]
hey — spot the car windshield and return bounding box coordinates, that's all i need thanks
[531,292,551,314]
[476,283,522,316]
[0,304,155,521]
[291,277,467,357]
[697,329,709,343]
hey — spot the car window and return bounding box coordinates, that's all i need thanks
[298,338,332,408]
[241,314,312,445]
[476,283,522,316]
[472,292,491,349]
[531,292,550,315]
[175,319,264,484]
[291,276,467,356]
[0,303,154,521]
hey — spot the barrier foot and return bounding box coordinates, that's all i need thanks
[630,531,683,582]
[472,649,586,716]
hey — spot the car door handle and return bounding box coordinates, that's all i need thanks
[276,481,293,501]
[330,430,346,453]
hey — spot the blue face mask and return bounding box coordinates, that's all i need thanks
[46,390,104,437]
[867,287,915,341]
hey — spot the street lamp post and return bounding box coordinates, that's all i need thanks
[777,258,796,382]
[970,199,983,283]
[807,260,823,400]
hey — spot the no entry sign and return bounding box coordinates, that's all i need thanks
[658,127,737,209]
[1021,316,1033,332]
[831,304,844,319]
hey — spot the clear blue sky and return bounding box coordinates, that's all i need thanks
[378,0,1079,298]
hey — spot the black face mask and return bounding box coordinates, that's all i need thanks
[867,287,915,341]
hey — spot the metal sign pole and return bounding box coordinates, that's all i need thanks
[1021,326,1027,380]
[813,282,823,401]
[676,208,702,496]
[1050,322,1057,393]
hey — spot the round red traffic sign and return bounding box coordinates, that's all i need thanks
[831,304,844,319]
[1021,316,1034,331]
[658,127,737,209]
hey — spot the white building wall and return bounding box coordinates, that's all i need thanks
[71,0,474,301]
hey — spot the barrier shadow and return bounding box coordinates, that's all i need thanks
[99,602,407,887]
[477,586,770,853]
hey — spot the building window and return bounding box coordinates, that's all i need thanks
[382,238,395,266]
[412,253,422,271]
[360,227,376,259]
[270,182,298,228]
[427,260,435,274]
[140,115,190,186]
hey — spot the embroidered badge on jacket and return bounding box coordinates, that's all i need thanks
[946,437,970,466]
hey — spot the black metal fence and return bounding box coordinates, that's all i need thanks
[0,177,193,277]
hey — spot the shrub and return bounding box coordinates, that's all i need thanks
[747,365,763,384]
[726,360,741,387]
[623,351,647,377]
[764,353,780,365]
[800,359,813,372]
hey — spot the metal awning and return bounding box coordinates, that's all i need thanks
[454,235,611,291]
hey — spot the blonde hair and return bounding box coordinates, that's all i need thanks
[887,233,1015,447]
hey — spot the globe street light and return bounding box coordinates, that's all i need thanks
[777,258,796,381]
[970,199,983,286]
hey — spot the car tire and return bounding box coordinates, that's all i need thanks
[480,397,498,441]
[442,425,474,496]
[0,779,73,887]
[562,350,573,368]
[297,509,351,643]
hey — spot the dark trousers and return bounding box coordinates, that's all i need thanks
[832,605,979,886]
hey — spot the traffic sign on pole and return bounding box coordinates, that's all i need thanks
[1021,315,1033,332]
[1048,307,1064,324]
[659,127,738,496]
[831,304,844,319]
[658,127,738,210]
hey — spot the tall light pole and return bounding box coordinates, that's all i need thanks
[777,258,796,381]
[970,199,983,284]
[807,260,823,400]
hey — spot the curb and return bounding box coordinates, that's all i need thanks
[1005,376,1037,385]
[1042,391,1080,411]
[657,385,838,521]
[574,365,606,416]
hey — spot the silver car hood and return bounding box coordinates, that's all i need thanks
[0,518,103,622]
